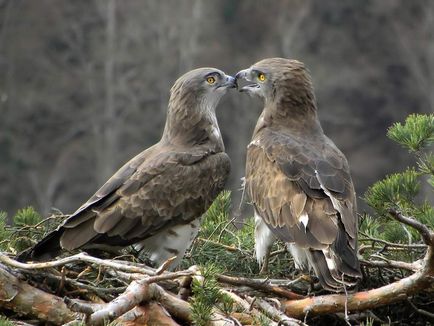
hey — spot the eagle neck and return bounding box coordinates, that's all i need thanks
[162,101,224,152]
[254,101,323,137]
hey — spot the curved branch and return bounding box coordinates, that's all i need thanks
[283,247,434,318]
[388,209,434,246]
[0,252,155,274]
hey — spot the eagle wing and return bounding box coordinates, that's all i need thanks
[24,145,230,259]
[246,129,360,283]
[61,147,230,249]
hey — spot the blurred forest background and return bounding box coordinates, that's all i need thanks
[0,0,433,221]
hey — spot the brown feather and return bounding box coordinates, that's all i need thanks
[244,58,361,291]
[22,68,232,263]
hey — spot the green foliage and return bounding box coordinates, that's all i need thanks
[387,113,434,152]
[190,264,233,326]
[183,191,258,275]
[13,206,42,226]
[364,168,420,213]
[382,221,407,243]
[183,191,289,277]
[360,317,374,326]
[362,113,433,264]
[414,203,434,229]
[252,314,272,326]
[0,316,14,326]
[359,214,380,238]
[0,206,59,254]
[417,152,434,175]
[0,211,12,251]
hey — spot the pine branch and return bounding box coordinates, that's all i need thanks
[388,209,434,246]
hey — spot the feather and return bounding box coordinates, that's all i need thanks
[20,68,232,266]
[243,58,361,291]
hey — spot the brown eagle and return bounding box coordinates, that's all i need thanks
[20,68,235,268]
[235,58,361,291]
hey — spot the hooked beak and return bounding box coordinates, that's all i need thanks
[218,75,237,89]
[235,69,249,82]
[235,68,260,94]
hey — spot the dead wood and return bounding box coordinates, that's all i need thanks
[0,263,76,324]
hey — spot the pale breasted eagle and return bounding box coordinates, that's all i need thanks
[235,58,361,291]
[20,68,235,268]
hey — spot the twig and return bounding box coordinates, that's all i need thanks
[360,257,422,272]
[359,232,427,249]
[245,296,307,326]
[22,268,126,299]
[88,281,184,325]
[388,209,434,246]
[270,248,287,258]
[88,269,195,325]
[196,237,240,252]
[156,256,177,274]
[0,252,155,275]
[407,298,434,320]
[216,274,304,300]
[64,296,101,314]
[223,291,278,326]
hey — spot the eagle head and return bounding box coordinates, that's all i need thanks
[170,68,236,111]
[235,58,315,110]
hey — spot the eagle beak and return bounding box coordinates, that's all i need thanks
[224,75,237,89]
[235,69,249,83]
[235,68,260,94]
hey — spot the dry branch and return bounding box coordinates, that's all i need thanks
[88,270,195,325]
[114,303,181,326]
[245,296,307,326]
[2,205,434,326]
[216,274,304,300]
[359,257,422,272]
[0,264,76,324]
[283,246,434,318]
[0,252,155,274]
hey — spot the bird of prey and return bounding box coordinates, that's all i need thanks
[235,58,361,291]
[20,68,235,268]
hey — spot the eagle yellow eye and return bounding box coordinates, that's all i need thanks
[206,76,216,84]
[258,73,266,81]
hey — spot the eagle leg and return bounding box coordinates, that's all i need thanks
[259,249,271,274]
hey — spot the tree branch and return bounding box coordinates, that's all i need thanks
[0,252,155,274]
[360,257,422,272]
[388,209,434,246]
[283,247,434,318]
[88,270,195,326]
[216,274,304,300]
[0,264,76,324]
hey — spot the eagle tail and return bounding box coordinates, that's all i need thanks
[306,232,361,292]
[306,249,358,291]
[17,229,63,262]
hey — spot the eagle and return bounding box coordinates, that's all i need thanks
[20,68,235,268]
[235,58,361,291]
